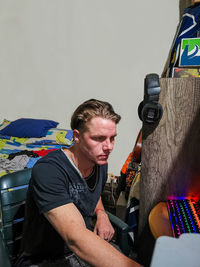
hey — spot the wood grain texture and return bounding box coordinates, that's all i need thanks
[139,78,200,234]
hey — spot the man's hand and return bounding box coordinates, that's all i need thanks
[93,211,115,241]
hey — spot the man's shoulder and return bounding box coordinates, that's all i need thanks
[34,149,67,166]
[32,149,71,177]
[98,163,108,172]
[98,164,108,181]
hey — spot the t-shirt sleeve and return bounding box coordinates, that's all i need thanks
[31,161,72,214]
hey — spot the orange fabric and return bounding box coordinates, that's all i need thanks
[121,152,133,174]
[126,170,136,188]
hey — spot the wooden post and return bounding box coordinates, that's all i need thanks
[136,78,200,265]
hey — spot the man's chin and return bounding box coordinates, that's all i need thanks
[96,159,108,166]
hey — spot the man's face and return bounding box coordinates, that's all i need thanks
[76,117,117,165]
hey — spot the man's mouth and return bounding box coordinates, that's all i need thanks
[99,155,109,160]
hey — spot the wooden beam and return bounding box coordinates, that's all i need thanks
[136,78,200,266]
[139,78,200,234]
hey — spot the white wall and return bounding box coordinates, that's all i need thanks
[0,0,179,175]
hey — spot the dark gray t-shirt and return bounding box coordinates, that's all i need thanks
[22,149,107,261]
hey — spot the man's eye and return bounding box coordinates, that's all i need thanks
[110,136,115,143]
[93,136,104,141]
[111,137,115,142]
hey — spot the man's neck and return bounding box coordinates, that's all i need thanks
[65,146,95,178]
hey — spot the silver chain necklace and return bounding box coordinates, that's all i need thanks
[68,150,98,191]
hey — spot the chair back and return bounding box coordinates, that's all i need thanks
[0,169,32,262]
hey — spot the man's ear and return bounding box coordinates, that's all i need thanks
[73,129,80,143]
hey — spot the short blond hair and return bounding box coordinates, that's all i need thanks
[71,99,121,132]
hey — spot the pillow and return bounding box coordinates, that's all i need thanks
[0,118,59,138]
[0,119,11,131]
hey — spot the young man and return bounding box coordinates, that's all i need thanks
[17,99,140,266]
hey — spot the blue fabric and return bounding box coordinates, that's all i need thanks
[26,157,41,169]
[0,118,58,138]
[169,3,200,77]
[125,197,139,229]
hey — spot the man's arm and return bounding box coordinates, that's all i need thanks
[45,203,139,267]
[94,197,114,241]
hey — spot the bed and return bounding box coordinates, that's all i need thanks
[0,118,74,178]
